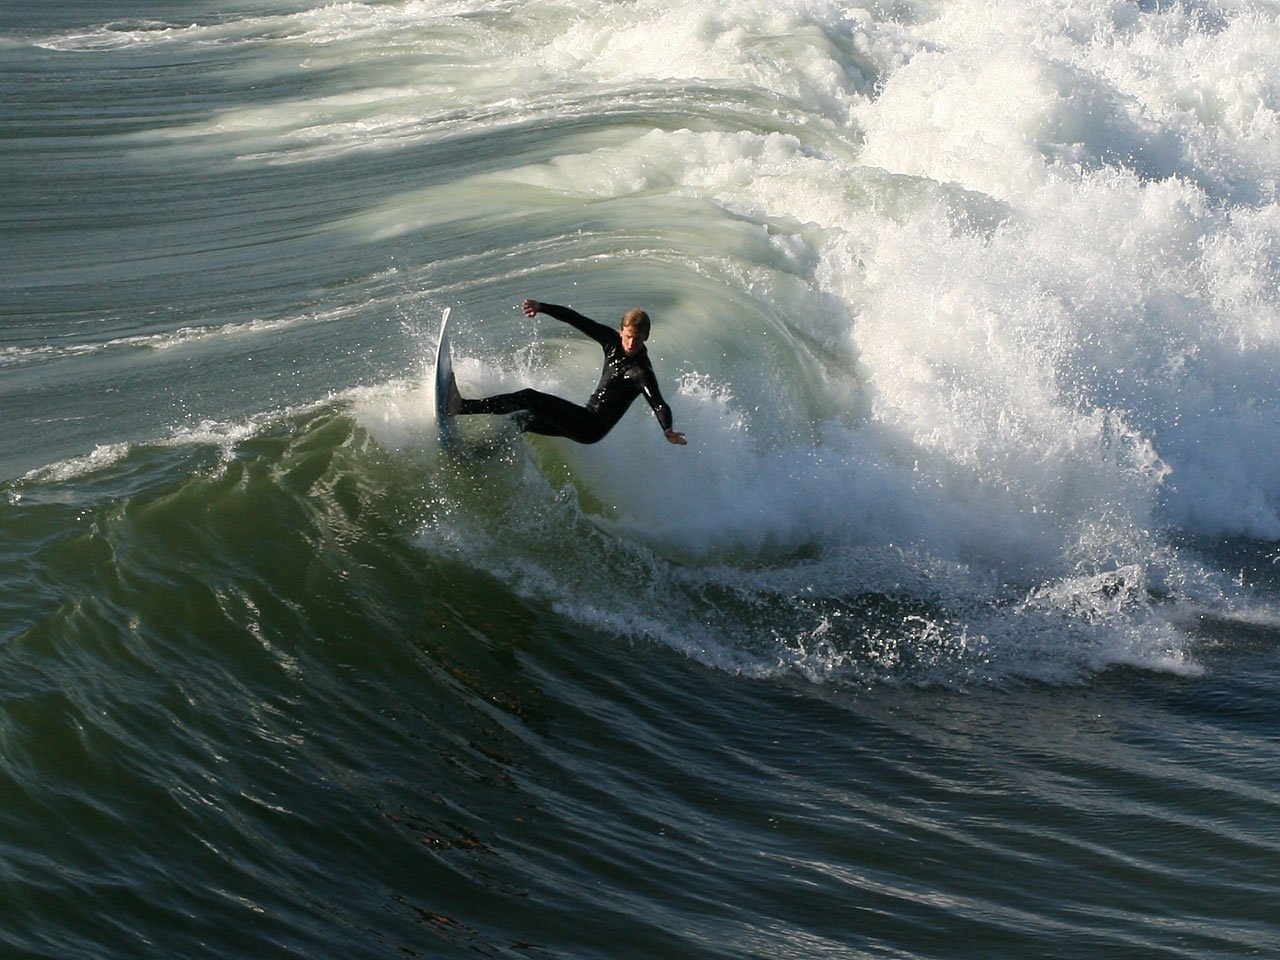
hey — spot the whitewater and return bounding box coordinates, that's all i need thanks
[4,1,1280,957]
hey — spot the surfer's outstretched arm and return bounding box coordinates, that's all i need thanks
[637,372,686,444]
[522,299,615,347]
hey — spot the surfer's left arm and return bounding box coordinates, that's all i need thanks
[639,366,687,445]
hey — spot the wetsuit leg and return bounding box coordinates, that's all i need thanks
[459,389,610,444]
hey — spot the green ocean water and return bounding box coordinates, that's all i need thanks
[4,1,1280,956]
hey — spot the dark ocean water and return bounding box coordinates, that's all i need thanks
[4,1,1280,957]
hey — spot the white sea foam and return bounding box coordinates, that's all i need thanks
[0,308,362,370]
[361,0,1280,683]
[29,0,1280,682]
[20,442,137,485]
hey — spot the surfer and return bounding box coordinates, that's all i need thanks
[450,299,688,446]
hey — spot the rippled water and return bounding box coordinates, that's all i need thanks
[4,1,1280,956]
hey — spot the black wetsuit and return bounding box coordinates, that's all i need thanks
[458,303,674,444]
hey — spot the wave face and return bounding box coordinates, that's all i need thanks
[4,1,1280,957]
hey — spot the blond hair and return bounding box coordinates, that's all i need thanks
[621,308,650,340]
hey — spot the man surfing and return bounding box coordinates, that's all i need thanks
[449,299,687,446]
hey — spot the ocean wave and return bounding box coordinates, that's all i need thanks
[0,307,369,370]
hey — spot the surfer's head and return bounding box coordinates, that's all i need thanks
[620,309,650,355]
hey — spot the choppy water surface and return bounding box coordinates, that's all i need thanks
[3,1,1280,956]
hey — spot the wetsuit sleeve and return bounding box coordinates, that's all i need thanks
[538,303,616,349]
[638,365,674,432]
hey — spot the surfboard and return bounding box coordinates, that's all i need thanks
[434,307,458,444]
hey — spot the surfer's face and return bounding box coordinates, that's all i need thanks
[620,326,645,356]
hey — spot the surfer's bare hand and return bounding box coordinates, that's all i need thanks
[522,299,540,317]
[664,429,687,446]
